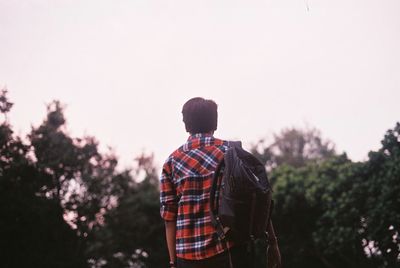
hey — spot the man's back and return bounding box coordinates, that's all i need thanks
[160,133,234,260]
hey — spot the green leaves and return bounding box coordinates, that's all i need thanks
[268,124,400,268]
[360,123,400,267]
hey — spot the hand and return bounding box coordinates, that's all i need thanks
[169,260,177,268]
[267,243,281,268]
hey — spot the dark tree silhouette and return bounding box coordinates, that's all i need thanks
[0,89,398,268]
[0,92,87,268]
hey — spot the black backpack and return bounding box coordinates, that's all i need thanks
[210,141,274,244]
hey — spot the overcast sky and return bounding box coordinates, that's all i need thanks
[1,0,399,170]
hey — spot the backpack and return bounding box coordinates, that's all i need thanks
[210,141,274,244]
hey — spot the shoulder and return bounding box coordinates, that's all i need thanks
[162,145,187,171]
[215,138,242,151]
[161,152,176,174]
[214,138,230,151]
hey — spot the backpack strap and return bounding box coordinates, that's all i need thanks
[209,159,234,268]
[209,159,226,239]
[210,139,242,238]
[227,140,242,148]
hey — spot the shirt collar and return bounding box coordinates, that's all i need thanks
[187,133,214,141]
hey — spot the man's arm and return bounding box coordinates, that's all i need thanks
[165,221,177,267]
[159,157,178,267]
[267,220,282,268]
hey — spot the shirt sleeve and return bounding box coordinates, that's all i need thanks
[159,156,178,221]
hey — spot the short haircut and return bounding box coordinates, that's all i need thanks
[182,97,218,134]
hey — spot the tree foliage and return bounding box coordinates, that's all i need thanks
[251,127,336,171]
[0,89,398,268]
[0,93,87,268]
[0,91,167,268]
[360,123,400,267]
[86,154,168,268]
[267,124,400,268]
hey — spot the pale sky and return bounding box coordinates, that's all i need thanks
[1,0,399,170]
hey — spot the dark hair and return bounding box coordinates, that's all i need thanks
[182,97,218,134]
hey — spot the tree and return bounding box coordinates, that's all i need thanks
[0,88,13,121]
[251,126,336,171]
[271,154,375,268]
[29,101,120,239]
[270,123,400,268]
[25,99,168,268]
[0,92,87,268]
[86,154,168,268]
[359,122,400,267]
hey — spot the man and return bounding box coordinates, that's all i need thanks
[160,97,281,268]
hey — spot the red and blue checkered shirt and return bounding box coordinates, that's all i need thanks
[160,133,234,260]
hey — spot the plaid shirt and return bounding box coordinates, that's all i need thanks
[160,133,234,260]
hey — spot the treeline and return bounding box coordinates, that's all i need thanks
[252,128,400,267]
[0,90,399,268]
